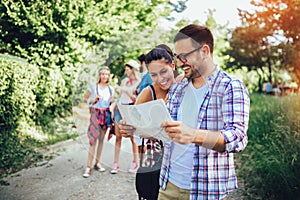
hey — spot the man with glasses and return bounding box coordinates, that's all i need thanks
[159,24,250,199]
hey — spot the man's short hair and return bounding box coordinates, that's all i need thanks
[174,24,214,53]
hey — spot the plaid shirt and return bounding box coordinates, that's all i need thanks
[160,67,250,199]
[88,107,110,145]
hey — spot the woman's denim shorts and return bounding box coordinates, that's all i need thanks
[114,108,122,124]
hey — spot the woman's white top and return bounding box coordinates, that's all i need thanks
[87,84,114,109]
[119,77,140,104]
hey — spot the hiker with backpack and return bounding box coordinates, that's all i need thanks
[83,67,115,178]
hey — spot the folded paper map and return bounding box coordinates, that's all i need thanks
[117,99,172,142]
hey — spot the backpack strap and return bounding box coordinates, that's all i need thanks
[149,85,164,161]
[96,84,113,104]
[140,138,145,167]
[149,85,157,100]
[96,84,99,96]
[108,85,112,97]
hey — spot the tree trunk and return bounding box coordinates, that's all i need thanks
[256,69,263,93]
[267,60,272,83]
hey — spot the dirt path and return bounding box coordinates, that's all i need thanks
[0,134,139,200]
[0,104,139,200]
[0,104,245,200]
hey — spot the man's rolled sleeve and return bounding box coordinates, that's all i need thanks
[221,80,250,153]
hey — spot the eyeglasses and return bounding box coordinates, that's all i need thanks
[174,45,203,64]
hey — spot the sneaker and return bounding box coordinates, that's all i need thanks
[110,163,120,174]
[128,161,138,173]
[94,163,106,172]
[83,167,91,178]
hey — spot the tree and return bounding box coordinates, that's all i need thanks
[235,0,300,82]
[223,24,287,91]
[0,0,186,125]
[204,9,228,67]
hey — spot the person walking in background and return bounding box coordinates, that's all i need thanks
[135,53,153,96]
[159,24,250,199]
[110,59,141,174]
[266,81,273,95]
[83,67,114,178]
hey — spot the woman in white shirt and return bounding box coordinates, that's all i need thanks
[110,60,141,174]
[82,67,114,178]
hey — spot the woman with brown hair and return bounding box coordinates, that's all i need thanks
[119,46,176,200]
[82,67,114,178]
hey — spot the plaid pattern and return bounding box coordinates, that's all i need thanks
[87,107,111,145]
[160,67,250,199]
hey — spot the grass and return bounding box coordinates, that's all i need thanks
[236,93,300,200]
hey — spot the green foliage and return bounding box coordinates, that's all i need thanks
[203,9,228,67]
[0,56,78,177]
[0,126,44,177]
[222,24,284,91]
[0,0,186,122]
[0,55,39,131]
[238,94,300,199]
[0,0,88,125]
[0,56,41,175]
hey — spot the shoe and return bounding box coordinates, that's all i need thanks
[128,161,138,173]
[94,163,106,172]
[83,167,91,178]
[110,163,120,174]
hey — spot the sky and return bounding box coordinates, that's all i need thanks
[168,0,256,28]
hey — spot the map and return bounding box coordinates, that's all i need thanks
[117,99,172,142]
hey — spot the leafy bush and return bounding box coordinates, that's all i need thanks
[0,56,77,177]
[0,55,39,132]
[34,66,73,128]
[238,93,300,199]
[0,127,43,176]
[0,55,41,175]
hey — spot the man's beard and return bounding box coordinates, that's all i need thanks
[186,66,202,81]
